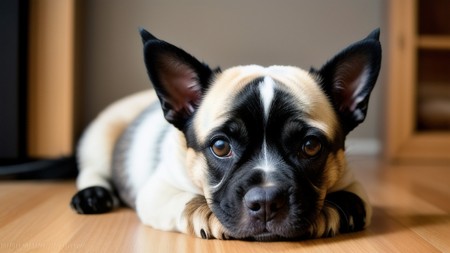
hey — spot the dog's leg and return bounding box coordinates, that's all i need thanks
[71,91,154,214]
[308,181,370,238]
[136,176,228,239]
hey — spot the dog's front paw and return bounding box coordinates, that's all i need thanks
[308,191,367,238]
[307,204,341,238]
[70,186,117,214]
[184,196,230,240]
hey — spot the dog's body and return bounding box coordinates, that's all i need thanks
[71,29,381,241]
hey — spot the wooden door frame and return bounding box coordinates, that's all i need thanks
[28,0,77,158]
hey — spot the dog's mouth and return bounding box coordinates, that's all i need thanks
[250,231,281,241]
[239,226,304,241]
[248,228,286,241]
[230,218,309,241]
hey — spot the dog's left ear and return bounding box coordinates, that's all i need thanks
[139,28,214,131]
[313,29,382,135]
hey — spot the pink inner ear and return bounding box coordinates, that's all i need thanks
[159,55,202,114]
[333,55,370,111]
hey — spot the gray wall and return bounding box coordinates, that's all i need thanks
[78,0,385,153]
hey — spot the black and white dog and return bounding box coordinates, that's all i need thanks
[71,28,381,241]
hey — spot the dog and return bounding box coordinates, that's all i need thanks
[71,28,381,241]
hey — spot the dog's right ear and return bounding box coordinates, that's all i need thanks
[139,28,214,131]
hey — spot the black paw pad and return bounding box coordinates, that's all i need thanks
[70,186,115,214]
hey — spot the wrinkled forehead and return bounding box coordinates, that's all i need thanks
[193,65,338,143]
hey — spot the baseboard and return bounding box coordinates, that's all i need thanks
[345,138,381,156]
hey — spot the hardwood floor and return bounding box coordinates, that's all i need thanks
[0,156,449,252]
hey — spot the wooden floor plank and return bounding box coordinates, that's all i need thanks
[0,156,449,252]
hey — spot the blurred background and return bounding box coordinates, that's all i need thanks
[2,0,449,177]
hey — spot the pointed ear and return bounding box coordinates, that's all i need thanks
[313,28,382,135]
[139,28,214,130]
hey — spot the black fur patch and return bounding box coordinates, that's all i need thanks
[325,191,366,233]
[70,186,116,214]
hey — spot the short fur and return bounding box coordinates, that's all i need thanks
[71,28,381,241]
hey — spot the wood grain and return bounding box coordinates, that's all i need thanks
[0,156,449,252]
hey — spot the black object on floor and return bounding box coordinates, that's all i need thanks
[0,156,78,179]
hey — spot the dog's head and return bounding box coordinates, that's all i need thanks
[140,28,381,240]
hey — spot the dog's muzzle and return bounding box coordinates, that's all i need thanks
[238,186,296,240]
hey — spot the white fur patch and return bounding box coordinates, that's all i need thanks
[257,77,276,175]
[76,90,155,191]
[126,109,169,195]
[126,114,202,197]
[256,139,275,174]
[259,76,276,120]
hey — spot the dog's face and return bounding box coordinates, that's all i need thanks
[140,29,381,240]
[189,66,345,240]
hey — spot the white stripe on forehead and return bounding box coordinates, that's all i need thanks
[259,76,276,121]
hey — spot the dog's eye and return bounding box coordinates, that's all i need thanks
[211,139,232,158]
[301,136,322,158]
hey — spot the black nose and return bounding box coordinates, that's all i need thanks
[244,186,287,222]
